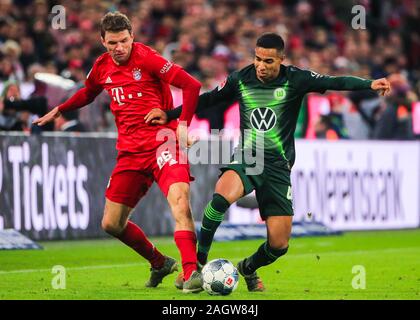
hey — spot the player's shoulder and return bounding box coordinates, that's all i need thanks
[284,64,313,83]
[285,64,322,77]
[285,64,305,76]
[231,64,256,84]
[132,42,156,59]
[92,51,110,67]
[87,52,109,79]
[236,64,255,79]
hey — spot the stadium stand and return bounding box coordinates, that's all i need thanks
[0,0,418,138]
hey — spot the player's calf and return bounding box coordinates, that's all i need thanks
[197,193,231,265]
[246,241,289,273]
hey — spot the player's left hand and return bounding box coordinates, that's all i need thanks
[144,108,168,125]
[371,78,391,96]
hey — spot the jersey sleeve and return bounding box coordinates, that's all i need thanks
[144,49,202,125]
[293,68,373,94]
[199,72,238,108]
[57,59,103,113]
[84,59,103,94]
[166,72,238,120]
[144,49,182,82]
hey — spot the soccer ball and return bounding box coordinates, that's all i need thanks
[201,258,239,296]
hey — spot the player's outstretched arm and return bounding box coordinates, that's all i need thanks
[300,69,391,95]
[33,86,101,126]
[144,97,233,125]
[145,74,238,125]
[33,106,61,126]
[168,69,201,148]
[330,76,391,95]
[169,69,201,126]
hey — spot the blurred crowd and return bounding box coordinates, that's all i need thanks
[0,0,419,139]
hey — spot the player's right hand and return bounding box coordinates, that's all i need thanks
[32,106,61,126]
[177,122,188,149]
[144,108,168,125]
[176,122,199,149]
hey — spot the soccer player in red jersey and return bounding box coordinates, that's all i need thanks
[34,12,203,293]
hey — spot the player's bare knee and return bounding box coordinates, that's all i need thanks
[168,190,190,213]
[215,171,243,203]
[101,218,123,236]
[215,192,232,204]
[214,186,238,204]
[268,238,289,251]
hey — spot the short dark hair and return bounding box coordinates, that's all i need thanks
[256,33,285,53]
[100,12,132,38]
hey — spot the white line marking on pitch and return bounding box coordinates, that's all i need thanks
[0,263,147,275]
[0,247,418,275]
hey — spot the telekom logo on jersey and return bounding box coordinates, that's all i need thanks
[111,87,142,106]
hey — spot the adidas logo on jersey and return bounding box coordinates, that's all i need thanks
[105,76,112,83]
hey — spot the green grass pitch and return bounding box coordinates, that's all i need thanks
[1,229,419,300]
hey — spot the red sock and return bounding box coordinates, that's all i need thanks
[174,230,198,281]
[117,221,165,269]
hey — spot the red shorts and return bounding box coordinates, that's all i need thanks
[105,145,193,208]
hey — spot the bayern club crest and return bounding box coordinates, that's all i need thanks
[132,68,142,80]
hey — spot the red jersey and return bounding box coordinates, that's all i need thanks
[59,42,200,153]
